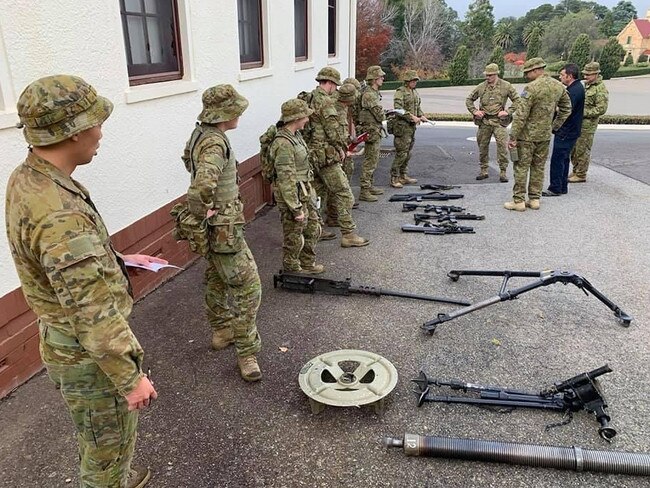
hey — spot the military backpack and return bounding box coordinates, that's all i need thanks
[259,124,296,183]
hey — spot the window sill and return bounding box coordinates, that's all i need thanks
[124,79,199,104]
[238,67,274,82]
[0,110,18,130]
[294,61,314,72]
[327,57,340,66]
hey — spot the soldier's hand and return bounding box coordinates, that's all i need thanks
[206,209,216,218]
[294,211,305,222]
[507,140,517,149]
[474,110,485,119]
[410,114,420,124]
[338,149,346,161]
[497,110,509,118]
[125,375,158,411]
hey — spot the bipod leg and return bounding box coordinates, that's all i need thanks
[422,295,502,334]
[577,277,633,326]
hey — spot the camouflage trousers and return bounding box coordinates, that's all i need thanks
[512,139,550,203]
[312,163,356,234]
[205,243,261,358]
[342,156,354,181]
[570,131,595,179]
[360,131,381,190]
[391,123,416,177]
[477,122,509,172]
[275,186,321,271]
[45,353,138,488]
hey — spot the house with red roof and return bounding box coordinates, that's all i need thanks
[617,9,650,62]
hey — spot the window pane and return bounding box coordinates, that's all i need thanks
[295,0,307,59]
[124,0,142,13]
[144,0,157,13]
[147,17,163,63]
[238,0,262,64]
[127,15,147,64]
[328,0,336,55]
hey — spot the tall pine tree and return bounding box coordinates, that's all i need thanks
[487,46,505,77]
[449,45,470,85]
[599,37,625,79]
[568,33,592,72]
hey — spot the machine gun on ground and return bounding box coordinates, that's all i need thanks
[401,221,475,235]
[401,203,466,213]
[389,191,464,202]
[414,212,485,223]
[421,269,633,334]
[273,271,470,306]
[419,184,461,191]
[412,365,617,440]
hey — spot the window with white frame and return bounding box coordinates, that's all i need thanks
[327,0,337,57]
[119,0,183,86]
[238,0,264,69]
[295,0,308,61]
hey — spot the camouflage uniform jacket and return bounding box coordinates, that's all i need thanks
[307,87,347,153]
[359,86,385,135]
[5,152,143,396]
[581,76,609,134]
[270,128,312,215]
[182,124,243,221]
[394,86,423,125]
[335,99,352,143]
[465,79,519,117]
[510,74,572,142]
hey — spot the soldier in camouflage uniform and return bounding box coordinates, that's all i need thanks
[306,67,369,248]
[270,99,324,274]
[568,62,609,183]
[390,70,429,188]
[176,85,262,381]
[5,75,160,488]
[466,63,520,182]
[505,58,572,211]
[358,65,386,202]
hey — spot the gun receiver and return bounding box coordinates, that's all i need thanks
[273,271,471,306]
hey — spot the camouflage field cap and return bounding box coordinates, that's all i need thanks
[16,74,113,146]
[315,67,342,86]
[342,77,361,90]
[337,83,357,103]
[582,61,601,75]
[366,65,386,81]
[484,63,499,75]
[199,84,249,124]
[402,69,420,81]
[281,98,314,123]
[522,57,546,73]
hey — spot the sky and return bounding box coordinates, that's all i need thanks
[447,0,649,20]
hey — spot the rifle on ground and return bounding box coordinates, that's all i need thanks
[273,271,470,306]
[422,269,633,334]
[389,191,464,202]
[412,365,617,440]
[414,212,485,223]
[419,184,461,191]
[402,203,466,213]
[401,221,475,235]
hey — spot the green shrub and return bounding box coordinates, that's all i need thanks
[598,37,625,80]
[637,54,649,63]
[449,46,470,86]
[624,53,634,66]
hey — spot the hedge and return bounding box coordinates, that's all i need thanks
[422,113,650,125]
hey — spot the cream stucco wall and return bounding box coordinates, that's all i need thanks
[0,0,356,296]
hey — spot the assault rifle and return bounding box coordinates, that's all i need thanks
[401,203,465,213]
[273,271,470,306]
[422,269,633,334]
[419,184,461,191]
[389,191,464,202]
[401,221,475,235]
[414,212,485,223]
[412,365,617,440]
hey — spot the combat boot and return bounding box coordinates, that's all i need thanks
[211,328,234,351]
[319,229,337,241]
[238,355,262,382]
[390,176,403,188]
[300,263,326,274]
[526,199,540,210]
[400,174,418,185]
[568,175,586,183]
[126,466,151,488]
[499,171,508,183]
[476,172,489,180]
[503,201,525,212]
[341,233,370,248]
[359,190,378,202]
[369,186,384,195]
[352,201,359,209]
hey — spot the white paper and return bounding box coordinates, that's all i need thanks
[124,261,184,273]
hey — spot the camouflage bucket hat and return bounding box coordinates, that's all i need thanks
[402,69,420,81]
[366,65,386,81]
[582,62,601,75]
[199,84,249,124]
[522,57,546,73]
[281,98,314,123]
[315,67,341,86]
[337,83,357,103]
[483,63,499,75]
[17,75,113,147]
[342,77,361,90]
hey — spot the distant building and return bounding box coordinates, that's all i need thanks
[617,9,650,62]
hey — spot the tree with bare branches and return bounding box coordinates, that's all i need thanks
[356,0,397,78]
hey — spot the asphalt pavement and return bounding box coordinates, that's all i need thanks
[1,126,649,487]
